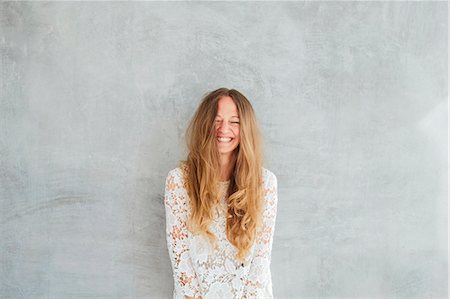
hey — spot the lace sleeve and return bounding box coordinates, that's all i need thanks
[164,169,202,298]
[243,172,278,298]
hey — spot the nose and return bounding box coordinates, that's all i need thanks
[217,121,230,134]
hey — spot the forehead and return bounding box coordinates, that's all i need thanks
[217,96,239,117]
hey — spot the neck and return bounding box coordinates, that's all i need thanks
[219,152,236,181]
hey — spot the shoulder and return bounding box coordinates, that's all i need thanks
[261,167,277,189]
[166,167,183,184]
[164,167,187,192]
[260,168,278,220]
[261,167,278,207]
[167,167,183,180]
[164,167,190,208]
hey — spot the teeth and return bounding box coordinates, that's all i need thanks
[217,137,232,143]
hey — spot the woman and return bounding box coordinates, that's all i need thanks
[164,88,278,298]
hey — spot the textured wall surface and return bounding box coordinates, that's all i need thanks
[0,2,447,298]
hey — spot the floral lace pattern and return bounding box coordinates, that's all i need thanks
[164,167,278,298]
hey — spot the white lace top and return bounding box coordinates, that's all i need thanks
[164,167,278,299]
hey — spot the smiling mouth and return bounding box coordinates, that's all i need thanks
[217,137,233,143]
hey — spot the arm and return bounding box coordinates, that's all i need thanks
[243,172,278,298]
[164,169,202,298]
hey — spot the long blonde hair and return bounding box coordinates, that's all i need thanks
[180,87,264,262]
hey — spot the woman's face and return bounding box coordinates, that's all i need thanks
[215,96,240,157]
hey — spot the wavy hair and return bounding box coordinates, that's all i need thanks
[180,87,264,262]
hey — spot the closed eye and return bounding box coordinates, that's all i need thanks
[215,120,239,124]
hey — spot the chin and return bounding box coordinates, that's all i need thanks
[219,148,239,156]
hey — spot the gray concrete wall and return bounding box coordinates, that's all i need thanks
[0,2,447,298]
